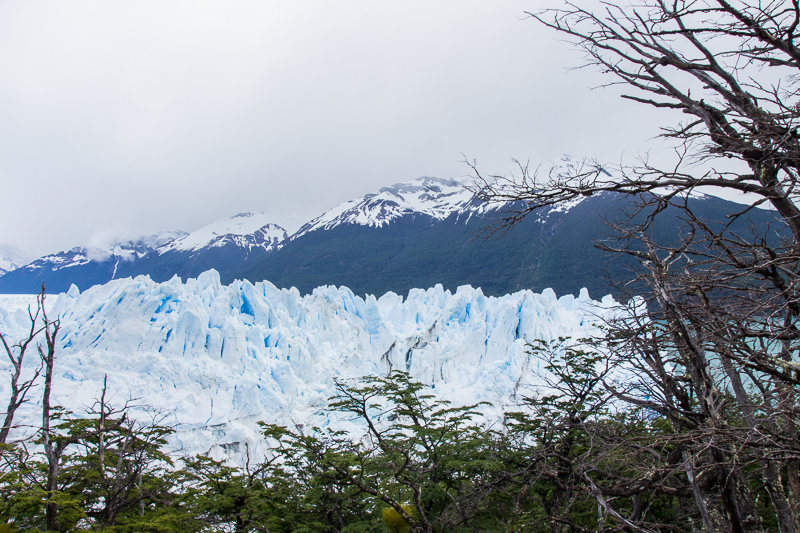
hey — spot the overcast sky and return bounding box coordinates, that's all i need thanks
[0,1,671,257]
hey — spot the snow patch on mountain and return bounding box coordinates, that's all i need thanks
[18,231,188,274]
[0,272,614,463]
[159,213,300,254]
[86,231,189,262]
[294,159,602,238]
[22,249,92,271]
[0,245,33,276]
[295,177,478,237]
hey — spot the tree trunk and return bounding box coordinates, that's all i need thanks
[38,291,60,532]
[0,298,43,444]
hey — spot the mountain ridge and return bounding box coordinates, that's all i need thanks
[0,244,34,276]
[0,171,778,299]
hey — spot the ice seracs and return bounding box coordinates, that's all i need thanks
[0,270,613,463]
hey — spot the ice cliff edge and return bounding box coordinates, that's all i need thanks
[0,270,614,463]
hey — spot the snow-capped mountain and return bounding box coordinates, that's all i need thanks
[293,177,485,238]
[98,231,190,263]
[24,231,186,271]
[0,172,781,299]
[0,231,187,294]
[0,213,300,294]
[234,190,663,298]
[237,169,780,299]
[118,213,301,286]
[158,212,301,254]
[0,244,33,276]
[0,272,614,463]
[293,157,600,238]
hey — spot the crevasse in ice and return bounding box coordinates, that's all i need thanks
[0,270,614,463]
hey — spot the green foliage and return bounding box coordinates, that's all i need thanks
[0,353,788,532]
[258,371,512,532]
[382,505,412,533]
[0,400,191,533]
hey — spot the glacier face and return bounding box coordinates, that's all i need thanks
[0,271,613,463]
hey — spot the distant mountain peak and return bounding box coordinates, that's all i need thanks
[88,230,189,262]
[14,231,188,274]
[0,244,34,276]
[0,166,779,297]
[292,159,609,240]
[377,175,465,194]
[157,212,299,254]
[294,176,479,238]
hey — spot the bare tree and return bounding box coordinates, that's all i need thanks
[36,286,63,532]
[472,2,800,532]
[474,1,800,226]
[0,287,45,443]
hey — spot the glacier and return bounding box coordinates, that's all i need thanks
[0,271,613,463]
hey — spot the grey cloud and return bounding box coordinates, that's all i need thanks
[0,0,668,258]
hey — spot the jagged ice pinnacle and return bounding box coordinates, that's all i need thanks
[0,270,613,463]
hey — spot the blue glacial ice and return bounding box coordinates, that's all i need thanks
[0,270,615,463]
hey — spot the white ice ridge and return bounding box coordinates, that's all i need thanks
[0,271,614,463]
